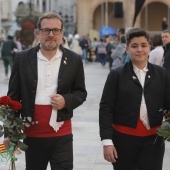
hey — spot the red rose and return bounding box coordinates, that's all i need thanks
[0,96,11,105]
[9,100,22,111]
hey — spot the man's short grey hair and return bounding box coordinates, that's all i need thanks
[162,30,170,34]
[37,11,64,30]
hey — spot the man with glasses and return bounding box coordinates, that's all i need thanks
[3,11,87,170]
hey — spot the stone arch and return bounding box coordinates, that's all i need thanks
[134,0,170,32]
[89,0,124,32]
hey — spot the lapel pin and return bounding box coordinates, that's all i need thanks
[132,76,137,80]
[148,75,150,78]
[64,60,67,64]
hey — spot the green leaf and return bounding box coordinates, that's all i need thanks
[0,125,3,130]
[17,141,28,151]
[18,133,26,139]
[0,113,4,121]
[3,119,12,128]
[17,123,24,130]
[15,117,24,124]
[11,135,18,142]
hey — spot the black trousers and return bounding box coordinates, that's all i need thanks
[24,134,73,170]
[112,129,165,170]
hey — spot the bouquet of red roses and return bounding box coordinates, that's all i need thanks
[0,96,27,169]
[157,109,170,142]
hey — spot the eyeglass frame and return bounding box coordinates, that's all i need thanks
[39,28,63,35]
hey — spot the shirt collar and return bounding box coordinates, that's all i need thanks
[133,63,148,74]
[37,49,62,61]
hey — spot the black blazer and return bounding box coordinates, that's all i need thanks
[8,45,87,122]
[99,61,170,140]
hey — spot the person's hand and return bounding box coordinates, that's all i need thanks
[50,94,66,110]
[3,138,11,150]
[103,145,118,163]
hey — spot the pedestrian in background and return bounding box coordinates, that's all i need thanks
[96,38,107,67]
[111,35,126,69]
[80,35,89,63]
[162,30,170,75]
[162,17,168,31]
[14,37,23,52]
[70,34,82,55]
[32,34,40,48]
[4,11,87,170]
[99,28,170,170]
[117,27,125,42]
[1,35,17,80]
[149,34,164,66]
[105,36,116,71]
[61,36,70,49]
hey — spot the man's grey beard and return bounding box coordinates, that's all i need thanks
[41,43,59,51]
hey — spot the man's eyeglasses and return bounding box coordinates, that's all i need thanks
[40,28,62,35]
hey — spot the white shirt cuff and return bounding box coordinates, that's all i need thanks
[102,139,114,146]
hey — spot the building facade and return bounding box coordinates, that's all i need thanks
[0,0,77,38]
[1,0,170,39]
[77,0,170,37]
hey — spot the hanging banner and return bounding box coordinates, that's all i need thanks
[132,0,145,26]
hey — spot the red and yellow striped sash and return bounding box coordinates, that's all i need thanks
[0,144,7,154]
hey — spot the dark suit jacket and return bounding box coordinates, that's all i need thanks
[7,45,87,122]
[163,43,170,75]
[99,61,170,140]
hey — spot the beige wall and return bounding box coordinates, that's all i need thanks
[77,0,170,36]
[77,0,135,36]
[1,0,12,20]
[135,0,170,33]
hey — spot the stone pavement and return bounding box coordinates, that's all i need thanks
[0,59,170,170]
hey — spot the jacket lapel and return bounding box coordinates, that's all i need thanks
[58,46,71,76]
[129,61,141,86]
[144,63,152,86]
[28,45,40,78]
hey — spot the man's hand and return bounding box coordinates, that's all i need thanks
[103,145,118,163]
[3,138,11,150]
[50,94,66,110]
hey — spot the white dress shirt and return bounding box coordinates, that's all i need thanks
[149,46,164,66]
[102,63,150,146]
[35,49,64,131]
[133,64,150,130]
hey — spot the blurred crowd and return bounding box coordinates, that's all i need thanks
[0,25,170,79]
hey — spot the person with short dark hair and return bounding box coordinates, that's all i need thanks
[117,27,125,41]
[99,28,170,170]
[149,34,164,66]
[1,35,17,79]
